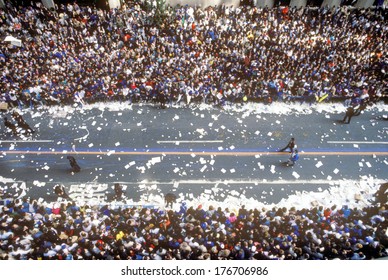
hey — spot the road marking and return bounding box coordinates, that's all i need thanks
[2,150,388,156]
[74,126,89,142]
[327,141,388,145]
[0,140,54,143]
[107,179,368,186]
[157,140,224,144]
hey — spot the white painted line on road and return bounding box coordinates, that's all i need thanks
[157,140,224,144]
[327,141,388,145]
[0,140,54,143]
[111,179,371,186]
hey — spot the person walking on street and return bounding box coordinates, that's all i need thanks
[12,111,35,134]
[279,137,296,153]
[286,149,299,166]
[342,106,355,124]
[67,156,81,172]
[3,117,18,136]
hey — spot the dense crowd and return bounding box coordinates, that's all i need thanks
[1,1,388,261]
[0,189,387,260]
[0,1,387,109]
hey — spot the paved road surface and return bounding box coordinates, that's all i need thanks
[1,103,387,205]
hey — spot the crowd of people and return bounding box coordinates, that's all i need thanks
[0,187,387,260]
[0,1,387,109]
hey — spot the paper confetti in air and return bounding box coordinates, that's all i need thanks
[366,162,372,168]
[173,167,180,173]
[292,172,300,179]
[270,165,276,174]
[230,168,236,173]
[221,168,226,173]
[200,165,207,172]
[359,162,364,167]
[315,161,323,168]
[88,143,94,147]
[333,168,339,174]
[115,142,120,146]
[230,145,235,150]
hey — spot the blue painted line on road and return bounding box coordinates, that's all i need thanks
[1,146,388,154]
[1,149,388,157]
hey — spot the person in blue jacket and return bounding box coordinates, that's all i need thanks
[287,149,299,166]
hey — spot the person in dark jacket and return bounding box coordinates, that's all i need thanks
[3,117,18,136]
[279,137,296,153]
[67,156,80,172]
[12,111,35,134]
[342,106,355,124]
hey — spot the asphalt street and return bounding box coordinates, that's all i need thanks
[1,102,387,205]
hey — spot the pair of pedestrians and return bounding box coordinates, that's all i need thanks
[279,137,299,166]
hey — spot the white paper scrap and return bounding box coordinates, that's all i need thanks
[151,157,162,164]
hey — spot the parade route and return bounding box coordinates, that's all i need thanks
[1,102,387,205]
